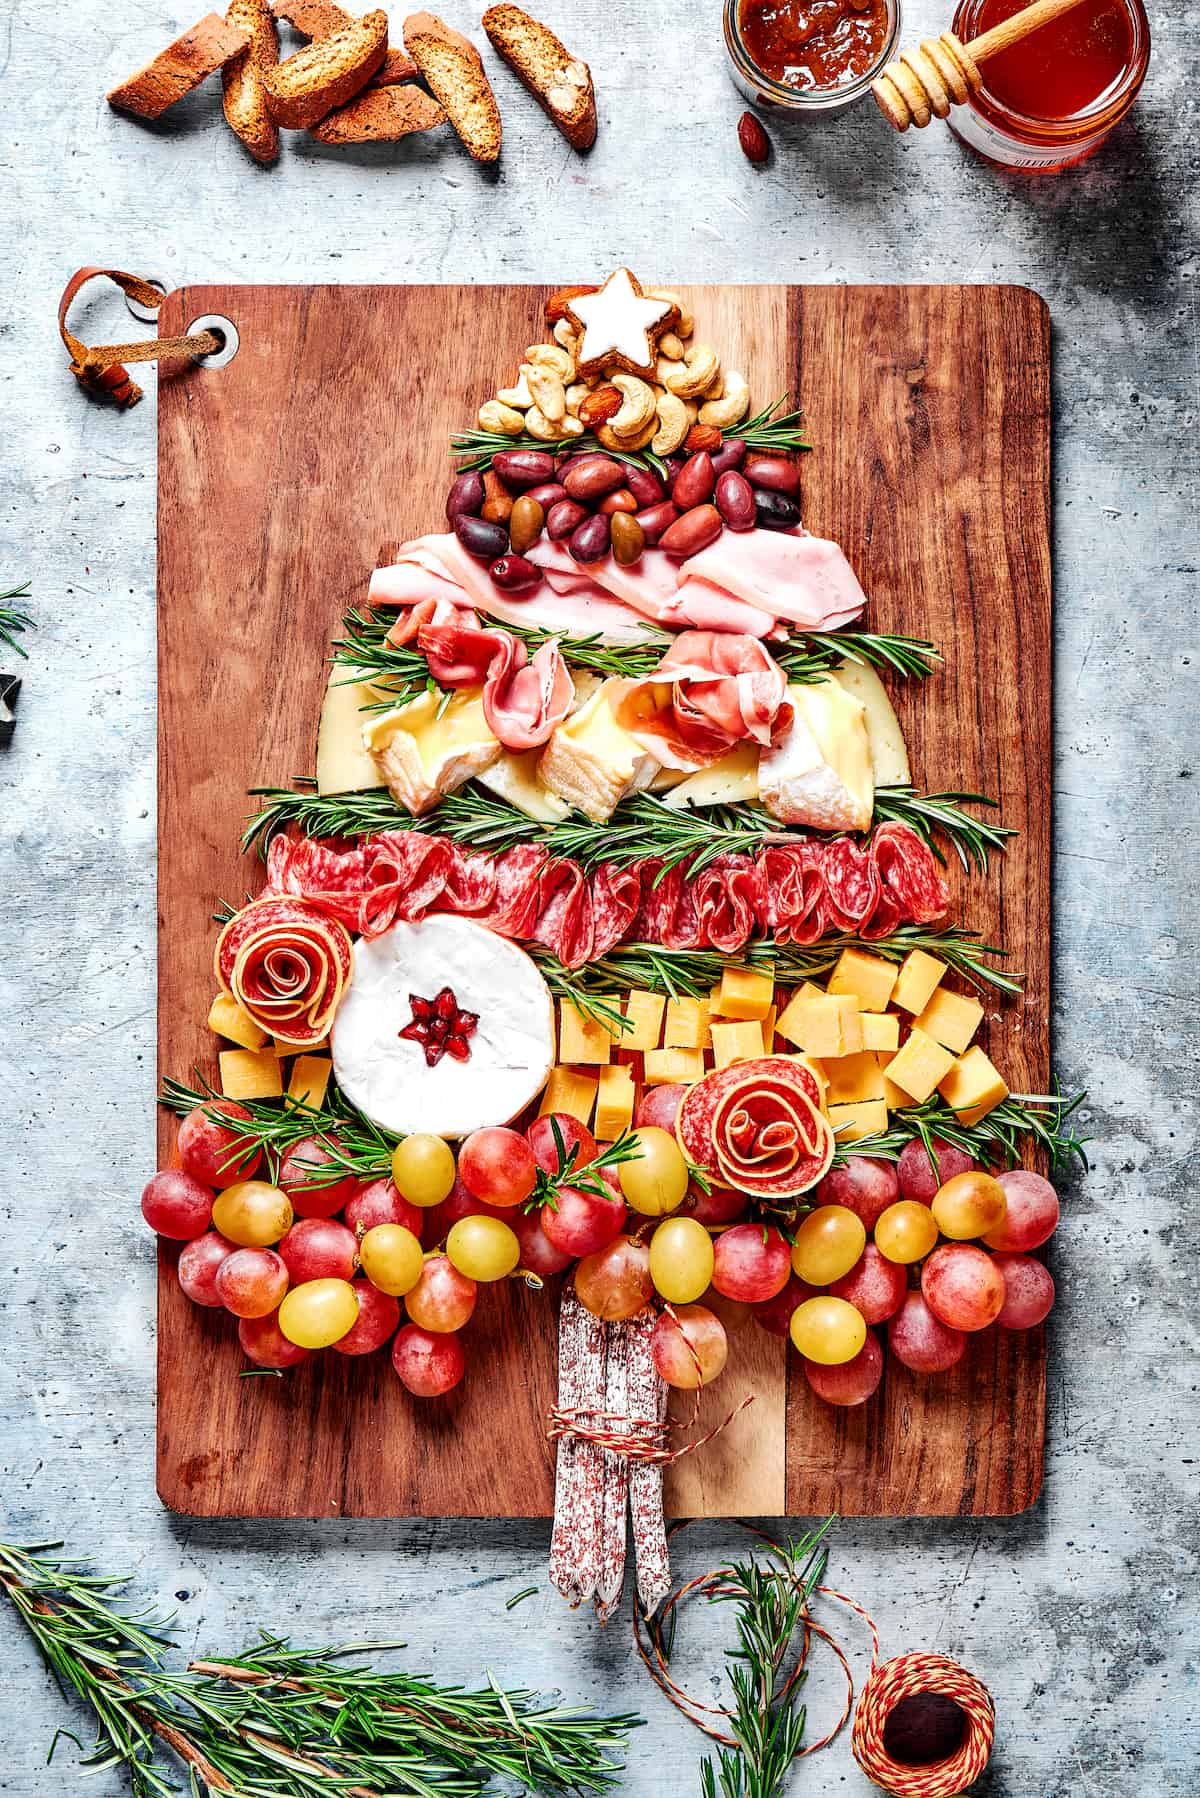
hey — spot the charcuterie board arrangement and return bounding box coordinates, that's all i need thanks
[150,277,1076,1553]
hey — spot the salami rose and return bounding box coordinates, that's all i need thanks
[677,1057,834,1201]
[215,896,352,1049]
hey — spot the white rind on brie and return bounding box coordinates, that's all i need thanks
[362,687,501,815]
[537,678,661,822]
[331,916,555,1138]
[758,676,874,832]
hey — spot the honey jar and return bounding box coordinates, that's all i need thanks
[949,0,1150,171]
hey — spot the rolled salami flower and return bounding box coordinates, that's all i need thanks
[215,896,353,1049]
[678,1056,835,1201]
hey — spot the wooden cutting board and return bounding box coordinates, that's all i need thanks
[156,282,1050,1519]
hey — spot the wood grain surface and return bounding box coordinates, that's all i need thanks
[156,282,1050,1520]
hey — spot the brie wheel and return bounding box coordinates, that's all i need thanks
[331,916,554,1138]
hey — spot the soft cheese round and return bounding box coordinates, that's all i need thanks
[331,916,555,1139]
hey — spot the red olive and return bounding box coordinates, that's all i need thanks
[445,470,484,523]
[672,450,716,511]
[634,501,679,545]
[491,449,556,491]
[709,438,747,477]
[524,482,568,510]
[625,465,665,508]
[563,457,628,503]
[489,554,542,590]
[715,469,756,532]
[454,513,509,559]
[568,511,612,564]
[743,452,801,496]
[546,499,589,541]
[659,504,723,559]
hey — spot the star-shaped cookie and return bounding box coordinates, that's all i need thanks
[567,269,679,380]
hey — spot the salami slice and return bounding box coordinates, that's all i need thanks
[214,896,353,1049]
[265,830,368,931]
[676,1056,834,1200]
[870,821,950,925]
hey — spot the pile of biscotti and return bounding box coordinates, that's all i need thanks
[107,0,595,164]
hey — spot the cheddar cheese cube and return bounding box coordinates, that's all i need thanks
[664,996,711,1051]
[861,1011,900,1053]
[620,989,666,1052]
[820,1050,886,1106]
[781,1053,828,1102]
[832,995,864,1055]
[913,988,984,1055]
[776,992,842,1057]
[938,1046,1008,1126]
[828,1099,889,1143]
[710,1019,765,1069]
[762,1003,777,1051]
[595,1064,636,1140]
[643,1047,705,1086]
[827,948,899,1014]
[716,967,775,1021]
[892,950,947,1015]
[558,999,615,1066]
[288,1055,331,1111]
[219,1048,283,1101]
[208,993,269,1051]
[883,1027,957,1104]
[539,1067,599,1125]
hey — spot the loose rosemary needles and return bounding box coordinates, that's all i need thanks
[0,1538,641,1797]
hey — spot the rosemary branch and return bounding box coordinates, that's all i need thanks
[0,579,34,659]
[1,1540,640,1797]
[841,1088,1089,1174]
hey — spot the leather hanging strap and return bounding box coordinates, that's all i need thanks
[58,267,223,408]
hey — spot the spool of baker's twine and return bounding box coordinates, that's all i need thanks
[852,1652,995,1796]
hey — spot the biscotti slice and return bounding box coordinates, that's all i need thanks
[310,82,445,139]
[223,0,281,161]
[373,45,421,82]
[263,8,387,125]
[270,0,353,33]
[481,4,594,150]
[108,12,250,118]
[402,11,501,162]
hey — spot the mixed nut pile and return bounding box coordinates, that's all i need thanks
[446,442,803,586]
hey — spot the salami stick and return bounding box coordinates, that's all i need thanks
[549,1285,606,1609]
[627,1310,672,1615]
[593,1319,631,1624]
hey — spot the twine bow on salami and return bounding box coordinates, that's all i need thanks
[57,266,222,408]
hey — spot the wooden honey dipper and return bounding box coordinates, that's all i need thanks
[872,0,1091,129]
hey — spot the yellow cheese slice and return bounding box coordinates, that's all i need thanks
[316,675,388,797]
[661,742,760,811]
[537,680,660,822]
[832,660,911,787]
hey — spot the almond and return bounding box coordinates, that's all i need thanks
[737,110,770,165]
[577,384,623,426]
[545,284,597,323]
[685,423,723,454]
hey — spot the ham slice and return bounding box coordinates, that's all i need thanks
[613,632,791,770]
[678,530,868,631]
[528,541,775,637]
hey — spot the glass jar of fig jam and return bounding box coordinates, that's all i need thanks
[949,0,1150,171]
[724,0,900,115]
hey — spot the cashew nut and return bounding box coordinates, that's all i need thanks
[496,369,533,409]
[523,405,563,442]
[526,343,575,381]
[655,354,681,387]
[659,331,684,361]
[527,363,567,424]
[699,371,751,430]
[664,343,721,399]
[559,414,585,439]
[478,399,526,436]
[565,382,591,414]
[606,372,657,439]
[645,287,693,337]
[598,416,657,453]
[650,391,689,457]
[553,319,582,359]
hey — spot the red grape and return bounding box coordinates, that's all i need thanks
[752,1274,817,1337]
[540,1186,625,1258]
[651,1305,728,1389]
[984,1170,1060,1252]
[711,1224,791,1303]
[392,1323,465,1396]
[993,1252,1055,1328]
[525,1113,597,1177]
[921,1244,1005,1332]
[278,1217,358,1284]
[458,1127,537,1208]
[813,1156,899,1232]
[682,1180,749,1227]
[634,1083,687,1133]
[178,1102,261,1188]
[830,1243,908,1325]
[343,1178,424,1240]
[331,1280,401,1354]
[509,1206,574,1277]
[440,1175,513,1227]
[804,1330,884,1406]
[177,1231,235,1306]
[215,1247,289,1318]
[238,1309,311,1368]
[141,1168,214,1240]
[896,1137,977,1205]
[279,1136,359,1219]
[575,1236,653,1321]
[888,1291,967,1372]
[404,1254,476,1332]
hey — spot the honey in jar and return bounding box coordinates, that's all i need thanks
[950,0,1150,171]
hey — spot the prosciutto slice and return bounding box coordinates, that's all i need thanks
[417,618,574,751]
[677,530,868,631]
[612,632,791,769]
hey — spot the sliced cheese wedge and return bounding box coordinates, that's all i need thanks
[758,676,873,832]
[833,659,911,787]
[363,686,501,815]
[316,675,388,797]
[537,678,660,822]
[662,742,760,811]
[477,748,571,822]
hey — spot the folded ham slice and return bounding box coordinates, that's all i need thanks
[677,530,868,631]
[613,632,792,770]
[527,541,775,637]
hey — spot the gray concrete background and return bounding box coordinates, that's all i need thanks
[1,0,1197,1791]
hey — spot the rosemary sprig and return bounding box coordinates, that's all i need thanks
[331,608,447,712]
[874,784,1016,875]
[841,1088,1089,1175]
[1,1539,640,1797]
[776,628,942,684]
[530,1123,644,1210]
[698,1523,833,1798]
[160,1073,401,1187]
[736,393,812,458]
[0,580,34,659]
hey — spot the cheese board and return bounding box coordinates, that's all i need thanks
[155,280,1055,1524]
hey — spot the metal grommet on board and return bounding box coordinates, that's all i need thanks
[125,278,167,324]
[187,314,239,369]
